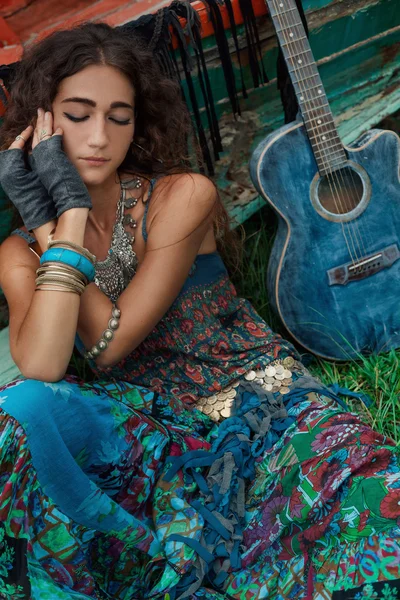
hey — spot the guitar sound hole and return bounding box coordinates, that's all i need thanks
[318,166,364,215]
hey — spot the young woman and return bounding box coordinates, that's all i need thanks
[0,21,399,600]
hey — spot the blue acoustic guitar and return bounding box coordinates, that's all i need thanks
[249,0,400,360]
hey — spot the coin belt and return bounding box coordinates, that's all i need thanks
[195,356,303,423]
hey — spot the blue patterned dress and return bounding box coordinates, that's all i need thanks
[0,213,399,599]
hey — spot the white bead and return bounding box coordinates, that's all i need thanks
[109,318,119,330]
[104,329,114,341]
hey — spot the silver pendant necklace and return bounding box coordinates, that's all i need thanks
[94,178,142,302]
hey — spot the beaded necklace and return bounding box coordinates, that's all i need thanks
[94,178,142,302]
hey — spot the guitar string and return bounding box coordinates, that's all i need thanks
[269,0,358,264]
[271,0,365,264]
[279,0,370,262]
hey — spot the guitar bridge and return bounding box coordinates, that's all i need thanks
[327,244,400,286]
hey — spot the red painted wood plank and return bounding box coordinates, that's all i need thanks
[5,0,96,42]
[0,16,20,46]
[0,0,29,19]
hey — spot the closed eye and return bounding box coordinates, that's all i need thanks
[63,113,131,125]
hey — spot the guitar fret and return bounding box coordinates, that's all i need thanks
[271,6,297,15]
[275,21,303,32]
[288,62,316,74]
[315,149,345,161]
[320,158,347,169]
[294,73,322,85]
[305,118,336,130]
[302,103,330,114]
[314,142,344,156]
[285,48,312,58]
[299,94,327,104]
[319,156,347,167]
[296,83,326,98]
[280,35,307,46]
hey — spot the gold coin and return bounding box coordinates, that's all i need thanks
[283,369,292,379]
[265,366,276,377]
[221,407,232,418]
[282,378,293,386]
[227,389,237,399]
[264,376,275,384]
[244,370,256,381]
[275,373,285,381]
[207,395,218,405]
[283,357,295,368]
[214,401,225,411]
[218,392,229,401]
[203,405,213,415]
[275,365,284,375]
[280,387,290,394]
[255,369,265,378]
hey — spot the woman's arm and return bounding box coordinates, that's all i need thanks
[0,208,89,382]
[78,173,217,368]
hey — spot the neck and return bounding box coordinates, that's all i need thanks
[87,173,121,232]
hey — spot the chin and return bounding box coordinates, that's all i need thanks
[77,164,114,186]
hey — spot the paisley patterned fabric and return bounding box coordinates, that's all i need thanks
[81,253,298,403]
[0,251,399,598]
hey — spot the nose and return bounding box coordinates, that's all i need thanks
[87,114,109,149]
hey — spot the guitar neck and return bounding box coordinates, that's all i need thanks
[266,0,347,174]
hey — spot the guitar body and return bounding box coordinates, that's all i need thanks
[250,120,400,359]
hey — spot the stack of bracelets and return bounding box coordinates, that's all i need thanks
[36,238,121,361]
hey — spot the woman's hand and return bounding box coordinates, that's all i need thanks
[31,108,92,218]
[0,124,57,231]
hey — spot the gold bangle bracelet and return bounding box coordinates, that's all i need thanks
[37,263,89,285]
[35,275,86,294]
[35,285,81,295]
[36,270,86,287]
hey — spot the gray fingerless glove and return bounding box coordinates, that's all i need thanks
[0,148,57,231]
[32,135,92,217]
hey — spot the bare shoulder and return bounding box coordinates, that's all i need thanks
[150,172,218,216]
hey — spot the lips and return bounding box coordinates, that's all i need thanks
[82,157,109,162]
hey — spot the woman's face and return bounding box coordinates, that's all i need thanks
[52,64,135,187]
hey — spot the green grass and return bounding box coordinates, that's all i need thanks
[231,207,400,444]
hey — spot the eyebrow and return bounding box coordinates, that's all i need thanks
[61,97,134,110]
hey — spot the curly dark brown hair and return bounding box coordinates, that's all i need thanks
[0,21,241,269]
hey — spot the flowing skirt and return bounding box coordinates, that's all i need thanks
[0,372,399,599]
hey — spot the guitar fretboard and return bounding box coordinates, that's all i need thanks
[266,0,347,175]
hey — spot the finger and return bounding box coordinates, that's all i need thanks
[52,127,63,137]
[42,110,53,138]
[33,108,43,149]
[35,110,55,145]
[8,125,33,150]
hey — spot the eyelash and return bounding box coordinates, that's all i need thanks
[63,113,131,125]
